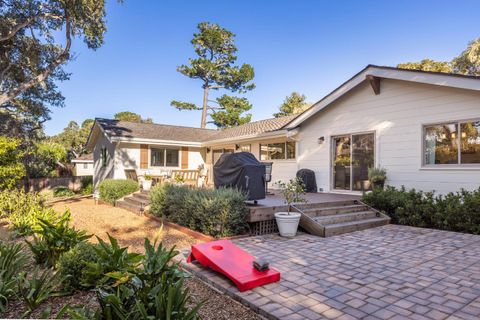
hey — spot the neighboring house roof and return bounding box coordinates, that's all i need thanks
[71,153,93,163]
[205,114,299,143]
[285,64,480,129]
[95,118,219,143]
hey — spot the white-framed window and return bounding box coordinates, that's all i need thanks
[239,144,251,152]
[83,163,88,169]
[260,141,295,160]
[150,148,179,167]
[423,120,480,165]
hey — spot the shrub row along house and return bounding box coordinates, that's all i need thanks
[86,65,480,195]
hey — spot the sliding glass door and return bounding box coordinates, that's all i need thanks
[332,132,374,191]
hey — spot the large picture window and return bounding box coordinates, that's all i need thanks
[424,120,480,165]
[260,141,295,160]
[150,148,179,167]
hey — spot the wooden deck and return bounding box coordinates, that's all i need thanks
[247,191,361,222]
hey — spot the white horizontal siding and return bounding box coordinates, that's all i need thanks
[297,79,480,194]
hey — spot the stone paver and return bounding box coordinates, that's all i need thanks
[181,225,480,319]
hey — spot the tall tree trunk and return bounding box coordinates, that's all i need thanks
[201,86,209,128]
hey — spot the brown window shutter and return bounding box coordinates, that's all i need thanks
[181,147,189,169]
[140,144,148,169]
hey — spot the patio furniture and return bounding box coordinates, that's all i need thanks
[171,169,200,187]
[124,169,138,181]
[187,239,280,292]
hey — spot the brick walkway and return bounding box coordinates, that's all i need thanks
[181,225,480,320]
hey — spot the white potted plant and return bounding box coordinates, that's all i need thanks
[274,177,307,237]
[143,174,153,191]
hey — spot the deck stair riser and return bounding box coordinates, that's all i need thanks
[313,211,379,225]
[295,200,358,210]
[295,200,390,237]
[115,191,151,214]
[302,204,370,217]
[324,218,389,237]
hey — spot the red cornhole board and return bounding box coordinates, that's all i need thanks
[187,239,280,292]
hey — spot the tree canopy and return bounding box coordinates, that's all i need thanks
[0,0,113,140]
[171,22,255,128]
[273,92,311,118]
[397,38,480,76]
[49,119,94,158]
[209,95,252,129]
[114,111,153,123]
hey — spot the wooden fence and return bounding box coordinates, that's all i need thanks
[23,176,91,192]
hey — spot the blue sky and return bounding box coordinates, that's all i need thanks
[45,0,480,135]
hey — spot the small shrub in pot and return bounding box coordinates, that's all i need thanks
[368,166,387,190]
[274,178,307,237]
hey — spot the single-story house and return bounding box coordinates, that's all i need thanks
[86,65,480,195]
[71,153,94,176]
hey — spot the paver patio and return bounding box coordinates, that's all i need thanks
[181,225,480,320]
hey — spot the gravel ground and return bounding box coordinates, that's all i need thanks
[48,198,263,320]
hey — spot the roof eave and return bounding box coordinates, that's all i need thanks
[286,65,480,129]
[111,136,203,147]
[202,130,289,146]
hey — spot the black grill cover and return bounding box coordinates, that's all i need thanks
[296,169,317,193]
[214,152,266,201]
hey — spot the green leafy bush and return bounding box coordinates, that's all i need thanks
[96,239,201,320]
[363,186,480,234]
[26,211,91,268]
[53,186,75,198]
[58,242,98,290]
[0,189,44,219]
[10,206,59,236]
[0,137,25,190]
[98,179,139,204]
[150,184,249,237]
[0,242,27,312]
[17,268,63,317]
[81,234,142,288]
[80,176,93,195]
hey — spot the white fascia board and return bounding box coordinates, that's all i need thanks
[202,130,289,146]
[111,137,202,147]
[71,160,94,163]
[368,68,480,92]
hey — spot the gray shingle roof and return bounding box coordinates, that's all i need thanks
[205,114,298,141]
[96,118,219,143]
[96,114,298,144]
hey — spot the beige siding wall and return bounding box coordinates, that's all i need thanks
[206,137,298,188]
[113,143,205,179]
[93,132,115,188]
[297,79,480,194]
[74,162,94,176]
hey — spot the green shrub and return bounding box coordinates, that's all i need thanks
[0,189,44,219]
[0,137,25,190]
[26,211,91,268]
[96,239,200,320]
[53,186,75,198]
[10,206,59,236]
[80,176,93,195]
[98,179,139,204]
[0,242,27,312]
[82,234,142,288]
[150,184,249,237]
[58,242,98,290]
[362,186,480,234]
[17,268,62,317]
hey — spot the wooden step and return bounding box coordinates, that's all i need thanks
[116,200,145,214]
[124,196,149,207]
[133,192,150,201]
[313,211,379,225]
[323,217,390,237]
[302,204,370,217]
[295,200,358,210]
